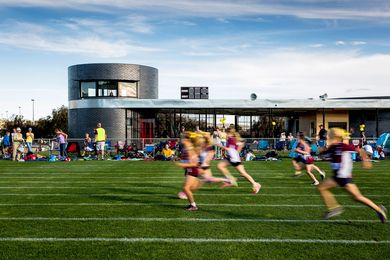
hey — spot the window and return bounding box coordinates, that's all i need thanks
[119,82,138,97]
[97,81,117,97]
[80,82,96,97]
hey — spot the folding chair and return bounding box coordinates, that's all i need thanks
[104,141,113,158]
[258,140,269,150]
[144,144,155,159]
[66,142,81,157]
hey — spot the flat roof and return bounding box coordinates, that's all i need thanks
[69,98,390,110]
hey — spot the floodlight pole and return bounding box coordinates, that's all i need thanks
[31,99,35,125]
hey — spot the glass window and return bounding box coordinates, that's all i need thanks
[97,81,117,97]
[80,82,96,98]
[119,82,138,97]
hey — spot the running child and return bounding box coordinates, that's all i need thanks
[198,133,232,184]
[317,128,387,222]
[175,132,203,211]
[217,128,261,194]
[292,132,325,185]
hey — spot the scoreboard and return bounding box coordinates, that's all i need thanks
[180,87,209,99]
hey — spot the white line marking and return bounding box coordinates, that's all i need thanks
[0,186,387,190]
[0,237,388,244]
[0,203,366,208]
[0,217,379,223]
[0,193,387,197]
[0,181,386,184]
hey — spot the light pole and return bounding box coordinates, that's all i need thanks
[5,110,8,119]
[31,99,35,125]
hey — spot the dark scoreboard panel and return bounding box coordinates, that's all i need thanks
[180,87,209,99]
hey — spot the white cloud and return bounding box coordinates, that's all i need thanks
[0,20,161,58]
[2,0,390,21]
[309,43,324,48]
[157,51,390,100]
[351,41,367,46]
[335,41,346,45]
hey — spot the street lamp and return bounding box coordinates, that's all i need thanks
[18,106,21,117]
[31,99,35,125]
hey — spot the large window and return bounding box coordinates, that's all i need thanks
[98,81,117,97]
[80,81,139,98]
[119,82,138,98]
[81,82,96,98]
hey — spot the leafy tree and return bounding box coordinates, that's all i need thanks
[1,106,68,138]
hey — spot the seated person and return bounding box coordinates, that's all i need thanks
[161,143,175,161]
[82,133,94,156]
[362,142,373,158]
[374,145,386,160]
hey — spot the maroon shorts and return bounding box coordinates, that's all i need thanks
[185,167,200,177]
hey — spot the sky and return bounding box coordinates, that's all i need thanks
[1,0,390,120]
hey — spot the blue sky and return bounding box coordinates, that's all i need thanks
[1,0,390,120]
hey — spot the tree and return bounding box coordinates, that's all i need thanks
[1,106,68,138]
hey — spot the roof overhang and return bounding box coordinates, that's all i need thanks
[69,98,390,110]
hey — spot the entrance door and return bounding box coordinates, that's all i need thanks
[140,119,154,140]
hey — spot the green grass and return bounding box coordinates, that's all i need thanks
[0,159,389,259]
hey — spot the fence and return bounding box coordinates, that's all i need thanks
[25,137,378,154]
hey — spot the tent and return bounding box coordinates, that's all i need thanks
[376,133,390,153]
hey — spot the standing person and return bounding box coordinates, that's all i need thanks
[292,132,325,185]
[212,127,221,159]
[279,132,286,150]
[317,128,387,222]
[26,128,34,153]
[219,127,227,158]
[55,129,68,158]
[287,132,294,150]
[175,133,202,211]
[94,122,106,160]
[12,127,24,161]
[2,130,11,158]
[217,128,261,194]
[318,125,327,148]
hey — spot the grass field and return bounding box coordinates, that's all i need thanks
[0,159,389,259]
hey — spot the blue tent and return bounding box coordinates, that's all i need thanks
[376,133,390,153]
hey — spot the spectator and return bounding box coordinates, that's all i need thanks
[279,132,286,150]
[318,125,327,147]
[94,122,106,160]
[287,132,294,150]
[377,146,386,160]
[161,143,175,161]
[55,128,68,158]
[2,130,11,158]
[12,127,24,161]
[363,142,373,159]
[361,131,367,146]
[212,127,222,159]
[26,128,34,153]
[82,133,94,157]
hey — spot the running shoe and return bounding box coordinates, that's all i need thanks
[178,191,188,200]
[292,171,302,177]
[311,180,320,186]
[252,183,261,194]
[377,205,387,223]
[320,171,326,181]
[185,205,198,211]
[324,207,344,219]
